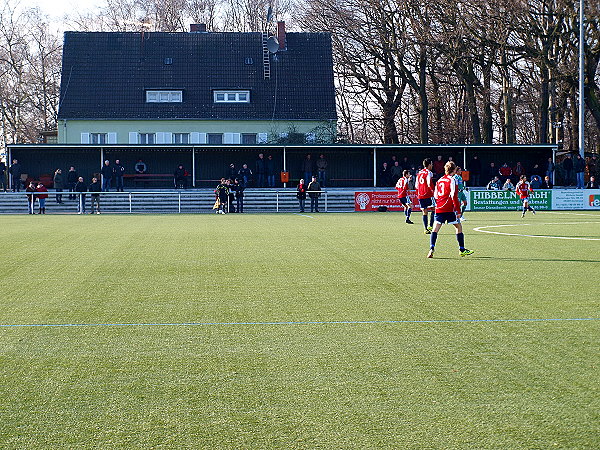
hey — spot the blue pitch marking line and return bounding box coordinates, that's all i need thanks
[0,317,598,329]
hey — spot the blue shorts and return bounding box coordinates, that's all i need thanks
[434,212,460,225]
[399,197,410,206]
[419,198,433,209]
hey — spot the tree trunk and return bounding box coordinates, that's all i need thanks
[382,103,399,144]
[418,45,429,144]
[539,64,550,143]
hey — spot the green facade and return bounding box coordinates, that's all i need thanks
[58,120,336,145]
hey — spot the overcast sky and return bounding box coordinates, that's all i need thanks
[20,0,103,20]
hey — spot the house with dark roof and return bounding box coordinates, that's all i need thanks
[57,23,337,145]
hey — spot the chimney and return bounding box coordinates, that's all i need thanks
[190,23,207,33]
[277,21,286,50]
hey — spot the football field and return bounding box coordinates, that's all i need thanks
[1,211,598,448]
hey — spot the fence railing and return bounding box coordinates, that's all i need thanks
[4,190,355,214]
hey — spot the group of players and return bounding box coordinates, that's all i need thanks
[395,158,536,258]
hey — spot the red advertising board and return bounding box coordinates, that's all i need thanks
[355,191,421,212]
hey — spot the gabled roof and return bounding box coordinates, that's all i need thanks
[57,31,337,122]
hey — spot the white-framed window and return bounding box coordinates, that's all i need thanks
[146,90,183,103]
[91,133,107,144]
[242,133,257,145]
[213,90,250,103]
[207,133,223,144]
[139,133,156,144]
[173,133,190,144]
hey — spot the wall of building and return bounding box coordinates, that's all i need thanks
[57,120,335,145]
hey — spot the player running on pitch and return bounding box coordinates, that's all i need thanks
[395,170,413,224]
[427,161,474,258]
[454,167,468,220]
[516,175,536,217]
[415,158,435,234]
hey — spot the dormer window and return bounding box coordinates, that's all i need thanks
[214,90,250,103]
[146,90,183,103]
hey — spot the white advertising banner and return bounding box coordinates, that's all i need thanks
[551,189,600,210]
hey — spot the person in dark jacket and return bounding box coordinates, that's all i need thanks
[227,163,238,181]
[113,159,125,192]
[307,175,321,213]
[232,178,245,213]
[67,166,78,199]
[562,154,573,186]
[100,160,112,191]
[35,183,49,214]
[469,155,482,186]
[25,181,36,214]
[585,176,599,189]
[75,176,87,214]
[542,176,553,189]
[316,154,328,187]
[89,177,102,214]
[174,164,187,189]
[545,157,555,179]
[53,169,64,203]
[255,153,266,187]
[574,154,586,188]
[301,154,314,184]
[297,178,307,213]
[379,162,391,187]
[0,160,6,192]
[9,159,22,192]
[238,164,252,187]
[266,154,276,187]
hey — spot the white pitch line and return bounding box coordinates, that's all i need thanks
[473,222,600,241]
[293,213,316,219]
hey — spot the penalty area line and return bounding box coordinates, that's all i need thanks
[0,317,598,329]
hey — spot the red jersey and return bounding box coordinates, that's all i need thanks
[35,186,49,199]
[516,181,532,199]
[434,175,460,213]
[395,177,409,198]
[415,169,434,199]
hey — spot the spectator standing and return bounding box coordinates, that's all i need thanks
[233,178,245,213]
[297,178,307,213]
[89,177,101,214]
[307,175,321,213]
[542,176,554,189]
[433,155,445,179]
[101,160,112,191]
[379,162,391,187]
[499,163,513,183]
[255,153,266,187]
[401,156,412,173]
[562,154,573,185]
[530,175,542,189]
[574,154,586,188]
[0,159,6,192]
[545,157,555,179]
[469,155,482,186]
[266,154,276,187]
[316,154,328,187]
[238,164,252,187]
[35,183,48,214]
[67,166,78,199]
[301,154,314,184]
[26,181,36,214]
[228,163,238,181]
[488,162,498,181]
[502,178,515,191]
[114,159,125,192]
[174,164,187,189]
[53,169,64,203]
[75,176,87,214]
[513,161,525,179]
[390,161,402,185]
[226,179,235,212]
[135,159,147,174]
[587,155,598,180]
[585,176,599,189]
[9,159,22,192]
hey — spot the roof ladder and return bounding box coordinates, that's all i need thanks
[262,33,271,80]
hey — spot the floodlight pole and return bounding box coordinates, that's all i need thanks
[578,0,585,158]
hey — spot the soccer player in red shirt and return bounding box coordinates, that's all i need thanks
[395,170,413,224]
[415,158,435,234]
[427,161,474,258]
[515,175,536,217]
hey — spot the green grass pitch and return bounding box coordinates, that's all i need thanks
[0,211,598,448]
